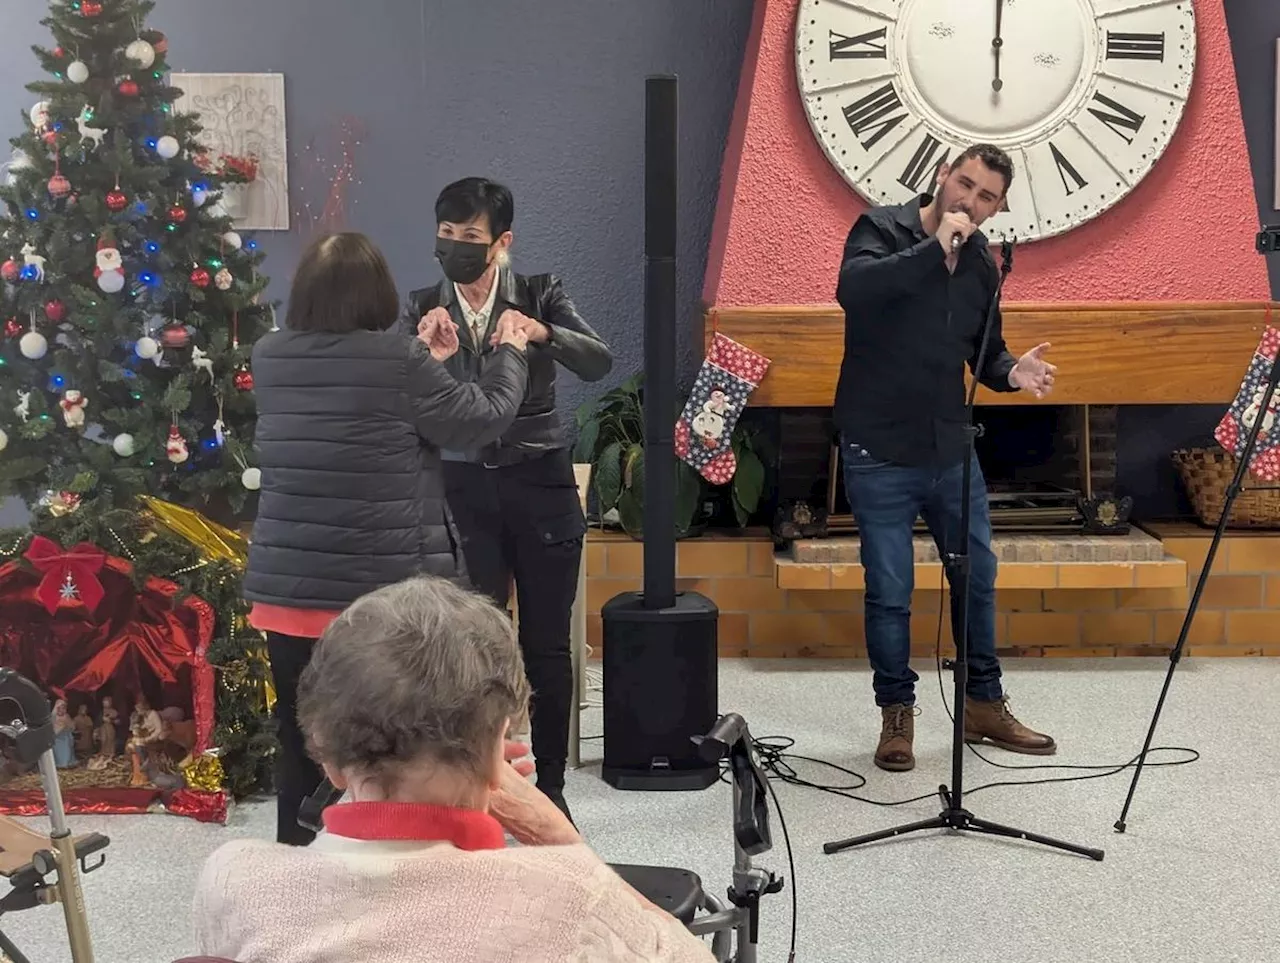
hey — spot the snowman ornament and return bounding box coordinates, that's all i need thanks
[59,390,87,428]
[94,236,125,293]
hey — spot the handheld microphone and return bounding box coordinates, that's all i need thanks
[951,232,963,254]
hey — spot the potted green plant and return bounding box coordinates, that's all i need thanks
[573,372,768,539]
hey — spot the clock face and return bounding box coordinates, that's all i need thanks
[795,0,1196,242]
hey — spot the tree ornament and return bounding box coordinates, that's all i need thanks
[14,392,31,422]
[161,323,191,349]
[191,345,214,380]
[0,427,7,452]
[20,331,48,360]
[167,203,187,224]
[4,318,22,338]
[105,187,128,212]
[29,101,50,130]
[42,129,59,147]
[117,79,140,98]
[53,46,65,58]
[134,335,159,359]
[191,183,209,207]
[233,364,254,391]
[95,234,125,293]
[166,424,189,464]
[190,267,211,288]
[44,299,66,323]
[156,135,180,159]
[48,172,71,198]
[80,0,103,16]
[222,231,242,250]
[66,60,89,84]
[145,31,169,55]
[1,260,18,283]
[241,467,262,491]
[20,243,46,283]
[126,40,156,69]
[59,389,87,429]
[214,268,233,291]
[112,433,135,457]
[76,106,106,150]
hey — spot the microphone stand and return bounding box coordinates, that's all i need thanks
[824,237,1105,861]
[1115,232,1280,832]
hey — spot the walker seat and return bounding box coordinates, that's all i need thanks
[0,816,109,908]
[609,864,705,924]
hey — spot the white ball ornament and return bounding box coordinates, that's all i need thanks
[125,39,156,69]
[112,433,135,457]
[241,467,262,491]
[191,186,208,208]
[222,231,242,250]
[0,428,7,452]
[97,270,125,293]
[20,331,48,359]
[156,135,180,159]
[134,336,159,359]
[66,61,90,84]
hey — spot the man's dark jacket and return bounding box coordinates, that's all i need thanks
[243,328,528,609]
[399,265,612,465]
[834,194,1020,469]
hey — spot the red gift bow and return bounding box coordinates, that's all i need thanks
[22,535,107,616]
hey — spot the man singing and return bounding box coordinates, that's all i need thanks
[835,144,1057,772]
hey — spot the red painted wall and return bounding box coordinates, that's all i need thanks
[704,0,1270,306]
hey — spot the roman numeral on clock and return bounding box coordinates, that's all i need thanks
[898,134,948,192]
[1105,31,1165,62]
[1049,142,1088,196]
[842,83,908,150]
[829,27,887,60]
[1088,92,1146,145]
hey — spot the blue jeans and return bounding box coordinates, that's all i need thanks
[841,438,1003,707]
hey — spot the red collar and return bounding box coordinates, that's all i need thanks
[322,802,506,851]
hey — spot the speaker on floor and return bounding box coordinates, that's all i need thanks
[600,74,719,792]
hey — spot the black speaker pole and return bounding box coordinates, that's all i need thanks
[644,74,678,610]
[601,75,719,792]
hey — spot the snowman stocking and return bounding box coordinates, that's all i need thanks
[675,333,771,484]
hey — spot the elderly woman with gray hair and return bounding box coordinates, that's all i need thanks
[192,576,714,963]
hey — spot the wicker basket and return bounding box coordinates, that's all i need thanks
[1171,447,1280,529]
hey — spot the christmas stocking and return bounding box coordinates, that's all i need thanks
[675,333,771,484]
[1214,323,1280,480]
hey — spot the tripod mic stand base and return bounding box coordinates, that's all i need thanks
[823,784,1105,861]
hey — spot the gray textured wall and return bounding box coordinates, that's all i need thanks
[0,0,753,526]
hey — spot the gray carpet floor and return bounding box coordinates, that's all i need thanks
[3,658,1276,963]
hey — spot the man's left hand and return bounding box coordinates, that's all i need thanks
[1010,342,1057,398]
[491,309,550,346]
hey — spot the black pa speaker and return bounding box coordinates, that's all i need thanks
[601,591,720,790]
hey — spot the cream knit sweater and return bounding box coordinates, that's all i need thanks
[193,834,717,963]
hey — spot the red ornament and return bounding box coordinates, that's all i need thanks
[4,318,22,338]
[233,365,254,391]
[43,130,59,147]
[148,32,169,55]
[118,79,140,97]
[54,46,65,58]
[161,323,190,349]
[167,204,187,224]
[48,173,71,198]
[22,535,106,615]
[190,267,211,288]
[106,188,128,212]
[44,299,66,322]
[80,0,103,16]
[1,260,19,283]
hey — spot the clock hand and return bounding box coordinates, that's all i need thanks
[992,0,1005,92]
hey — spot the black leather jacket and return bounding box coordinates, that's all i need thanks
[399,266,612,465]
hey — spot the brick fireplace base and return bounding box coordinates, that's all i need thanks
[584,526,1280,659]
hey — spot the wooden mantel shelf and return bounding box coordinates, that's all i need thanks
[706,301,1275,408]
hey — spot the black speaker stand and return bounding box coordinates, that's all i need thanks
[823,238,1104,862]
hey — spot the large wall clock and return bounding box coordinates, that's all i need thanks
[795,0,1197,242]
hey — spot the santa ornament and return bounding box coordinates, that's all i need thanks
[59,389,87,428]
[95,233,125,293]
[674,333,771,485]
[166,424,189,464]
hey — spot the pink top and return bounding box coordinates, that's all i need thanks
[193,801,715,963]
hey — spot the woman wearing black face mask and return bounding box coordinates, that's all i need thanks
[399,177,613,823]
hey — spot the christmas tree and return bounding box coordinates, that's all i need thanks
[0,0,275,798]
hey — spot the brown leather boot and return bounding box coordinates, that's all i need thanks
[964,695,1056,755]
[875,704,917,772]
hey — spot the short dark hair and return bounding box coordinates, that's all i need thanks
[434,177,514,240]
[951,143,1015,194]
[284,233,400,334]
